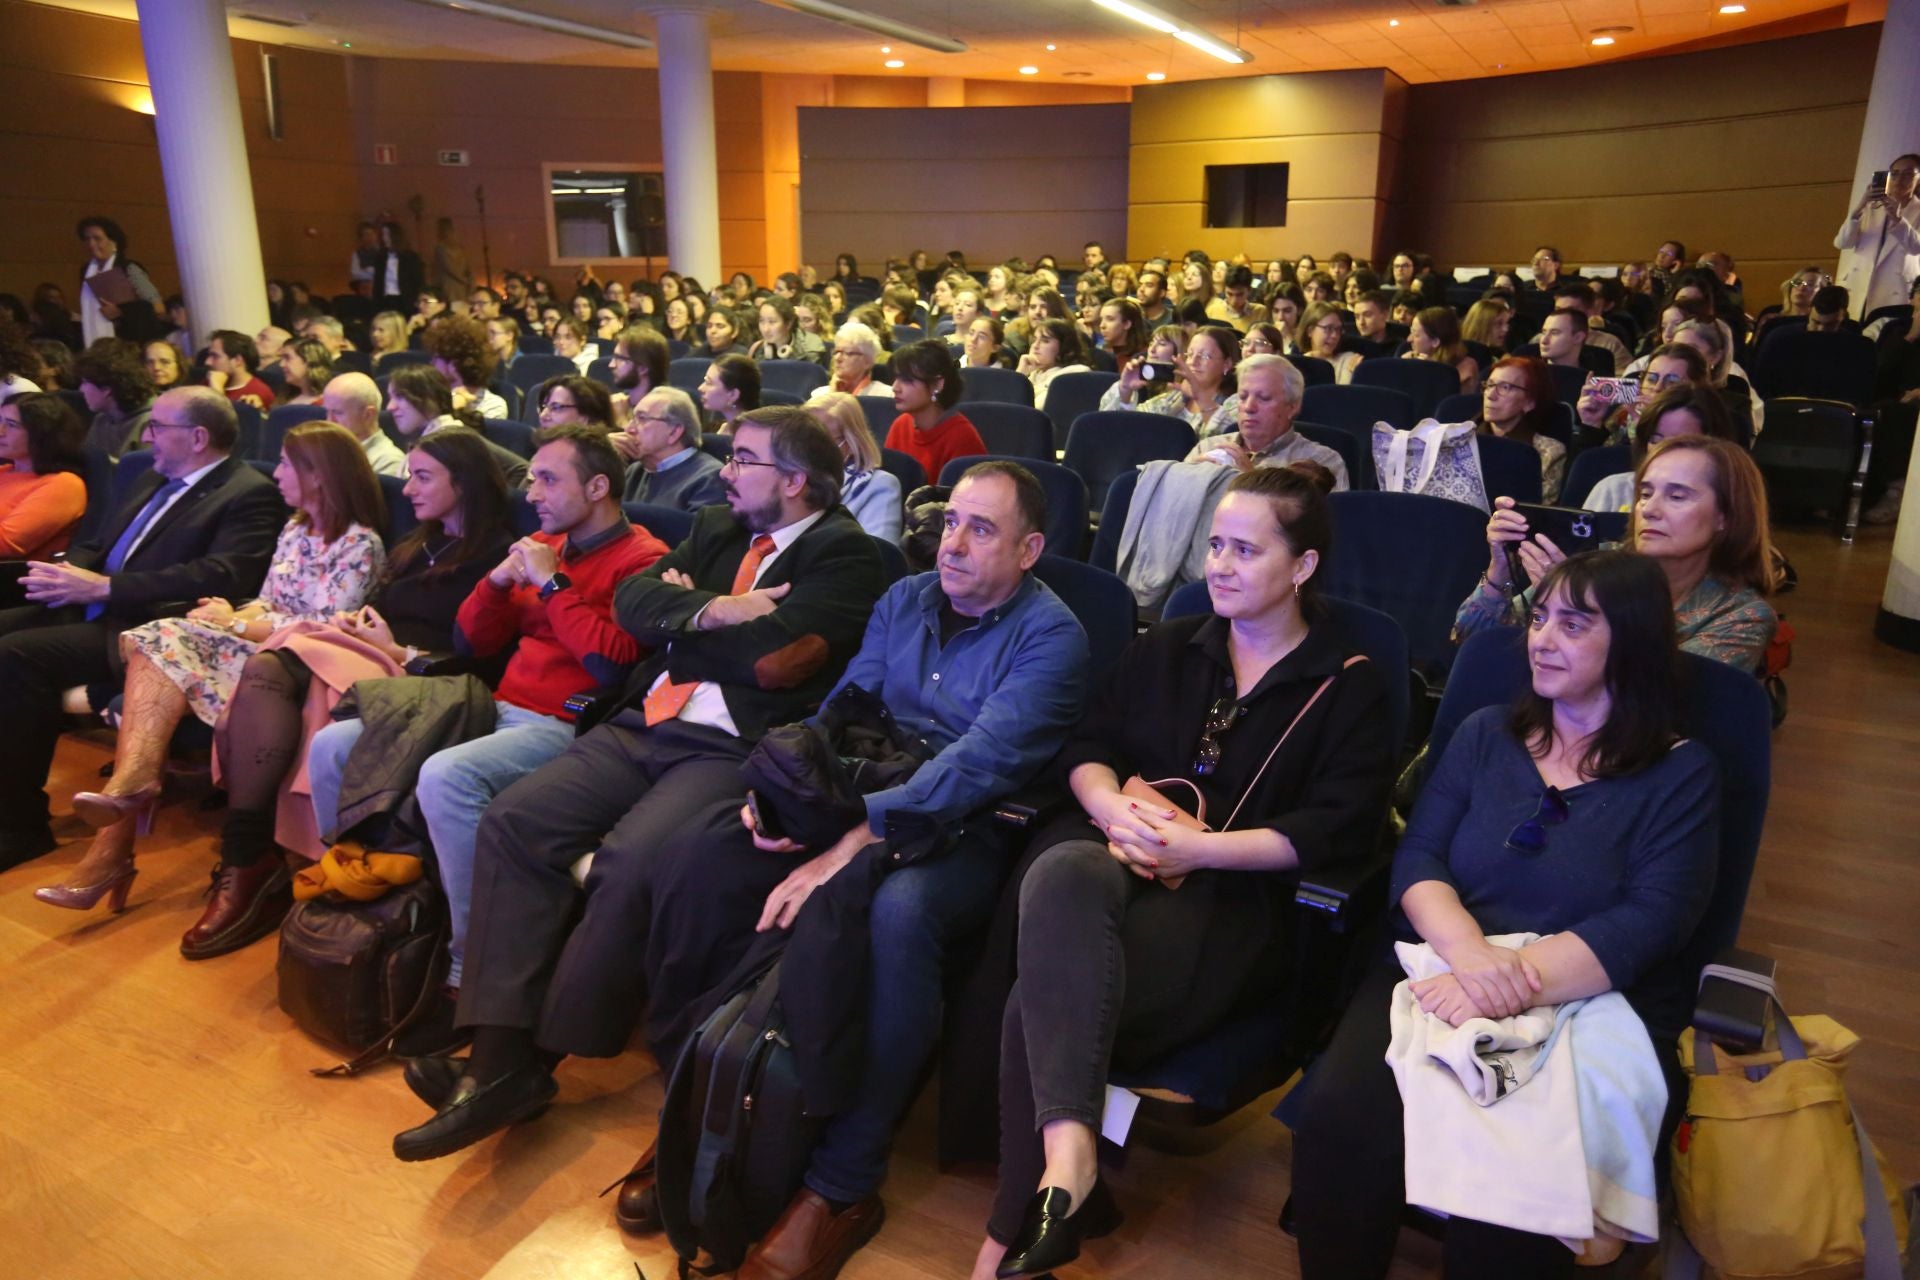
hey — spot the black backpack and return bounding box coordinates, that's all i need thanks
[275,878,449,1075]
[655,960,821,1277]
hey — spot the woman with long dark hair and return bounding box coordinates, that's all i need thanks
[0,392,88,558]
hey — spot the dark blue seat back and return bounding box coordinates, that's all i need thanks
[1300,383,1418,433]
[507,354,578,400]
[1544,362,1589,409]
[858,396,898,446]
[958,365,1035,408]
[519,335,555,356]
[1042,370,1118,451]
[478,418,537,460]
[962,401,1054,462]
[586,357,616,388]
[622,501,695,547]
[1751,329,1877,407]
[891,324,925,347]
[333,350,373,376]
[1061,410,1196,513]
[508,488,542,536]
[110,448,156,508]
[376,350,431,376]
[879,447,927,497]
[72,446,119,546]
[698,435,733,463]
[761,388,803,406]
[233,401,263,463]
[1324,491,1488,678]
[1029,554,1134,679]
[1350,356,1461,419]
[1286,354,1335,387]
[871,533,909,583]
[1295,422,1372,491]
[760,360,829,397]
[380,473,418,547]
[1476,430,1544,504]
[937,454,1088,559]
[1565,444,1632,509]
[661,357,705,394]
[1087,466,1139,574]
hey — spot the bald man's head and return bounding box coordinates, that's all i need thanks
[323,371,381,440]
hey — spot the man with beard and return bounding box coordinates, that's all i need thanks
[389,406,887,1164]
[607,323,671,440]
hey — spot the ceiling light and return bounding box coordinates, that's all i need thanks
[1590,34,1614,44]
[774,0,969,53]
[880,44,891,52]
[399,0,653,49]
[1092,0,1253,63]
[1019,65,1039,74]
[1718,3,1745,11]
[1146,70,1166,80]
[1092,0,1177,35]
[1172,27,1249,63]
[884,58,905,67]
[1389,18,1400,25]
[1046,42,1057,50]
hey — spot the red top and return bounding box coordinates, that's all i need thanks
[223,375,277,409]
[885,410,986,485]
[454,521,669,719]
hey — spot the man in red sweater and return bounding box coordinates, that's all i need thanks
[204,329,276,410]
[883,339,985,483]
[304,423,667,1019]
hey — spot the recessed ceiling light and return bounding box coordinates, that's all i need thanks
[1045,43,1057,50]
[1019,65,1038,74]
[1590,35,1614,44]
[1388,18,1399,26]
[880,45,890,52]
[1718,3,1745,11]
[1146,70,1166,80]
[884,58,904,67]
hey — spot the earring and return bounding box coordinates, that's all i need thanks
[1292,579,1301,600]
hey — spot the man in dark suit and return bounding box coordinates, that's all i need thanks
[0,386,283,866]
[388,406,889,1164]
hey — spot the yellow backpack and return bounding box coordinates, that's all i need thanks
[1668,1011,1911,1279]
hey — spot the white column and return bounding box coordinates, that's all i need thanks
[656,8,723,284]
[136,0,270,345]
[1838,0,1920,306]
[1877,440,1920,652]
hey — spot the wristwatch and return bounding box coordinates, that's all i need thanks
[538,570,573,602]
[229,616,249,636]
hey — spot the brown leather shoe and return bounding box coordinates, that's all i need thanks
[738,1189,885,1280]
[611,1141,660,1234]
[180,856,293,960]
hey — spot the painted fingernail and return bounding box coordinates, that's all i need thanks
[1159,838,1169,847]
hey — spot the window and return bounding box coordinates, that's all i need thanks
[544,166,667,263]
[1204,162,1290,229]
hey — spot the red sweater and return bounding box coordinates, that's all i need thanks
[453,521,668,719]
[224,375,276,408]
[885,410,986,484]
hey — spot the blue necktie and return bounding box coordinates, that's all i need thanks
[88,477,186,620]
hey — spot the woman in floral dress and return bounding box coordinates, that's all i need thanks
[37,423,387,913]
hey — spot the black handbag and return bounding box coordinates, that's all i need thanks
[738,683,935,851]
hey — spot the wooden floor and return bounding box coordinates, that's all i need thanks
[2,524,1915,1280]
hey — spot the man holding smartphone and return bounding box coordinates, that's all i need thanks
[1835,153,1920,318]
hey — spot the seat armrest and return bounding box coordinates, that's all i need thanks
[1692,946,1777,1056]
[991,782,1069,830]
[404,651,477,677]
[1293,848,1391,933]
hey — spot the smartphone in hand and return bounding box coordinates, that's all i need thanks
[1585,375,1640,407]
[745,789,786,842]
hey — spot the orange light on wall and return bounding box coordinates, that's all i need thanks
[106,83,156,115]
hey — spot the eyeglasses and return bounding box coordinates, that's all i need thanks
[541,400,576,413]
[1639,372,1686,390]
[1505,786,1570,854]
[1243,337,1275,352]
[1484,380,1527,395]
[721,454,782,473]
[1192,695,1241,777]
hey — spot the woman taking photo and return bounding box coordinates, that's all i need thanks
[1292,548,1719,1279]
[1017,318,1092,412]
[1583,342,1711,442]
[809,390,902,540]
[1406,305,1480,393]
[1582,384,1737,513]
[1477,355,1567,501]
[974,464,1394,1280]
[1460,435,1777,671]
[699,354,761,434]
[1103,324,1240,437]
[278,337,335,407]
[0,393,88,559]
[747,295,827,365]
[37,423,387,916]
[1296,301,1361,383]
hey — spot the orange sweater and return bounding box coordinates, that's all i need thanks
[0,466,87,559]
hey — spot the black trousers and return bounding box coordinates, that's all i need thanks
[988,838,1292,1243]
[1287,951,1577,1280]
[455,713,754,1055]
[0,605,117,834]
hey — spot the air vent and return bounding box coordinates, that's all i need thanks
[234,12,307,27]
[1062,70,1094,77]
[1433,0,1478,8]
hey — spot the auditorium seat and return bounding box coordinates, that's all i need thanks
[938,454,1087,558]
[1041,370,1118,451]
[376,350,431,375]
[1300,383,1418,434]
[1475,431,1544,504]
[666,357,709,394]
[879,447,927,497]
[622,501,695,547]
[1286,354,1335,388]
[1295,422,1372,491]
[508,355,579,403]
[958,365,1035,408]
[961,402,1055,462]
[1323,490,1487,679]
[759,360,829,398]
[1351,357,1461,419]
[1061,411,1196,513]
[1564,444,1632,508]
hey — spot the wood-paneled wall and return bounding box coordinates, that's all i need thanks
[0,0,358,308]
[1127,70,1407,267]
[1383,25,1879,287]
[798,104,1131,269]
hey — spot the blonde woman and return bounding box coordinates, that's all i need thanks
[369,310,409,360]
[808,390,901,539]
[1405,306,1480,393]
[1461,297,1514,356]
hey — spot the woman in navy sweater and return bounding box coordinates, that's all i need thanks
[1290,549,1720,1279]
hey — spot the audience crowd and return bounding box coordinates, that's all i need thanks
[1,179,1913,1279]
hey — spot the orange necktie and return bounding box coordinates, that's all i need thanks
[643,534,777,726]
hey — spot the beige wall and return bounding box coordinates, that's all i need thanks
[1127,70,1407,267]
[0,0,359,306]
[798,104,1131,268]
[1384,25,1879,287]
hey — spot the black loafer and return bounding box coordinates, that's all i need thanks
[402,1055,467,1110]
[996,1179,1122,1278]
[391,1062,557,1162]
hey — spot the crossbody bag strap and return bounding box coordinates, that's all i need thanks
[1221,654,1366,831]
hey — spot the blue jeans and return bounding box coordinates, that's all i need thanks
[306,700,575,986]
[804,830,1009,1204]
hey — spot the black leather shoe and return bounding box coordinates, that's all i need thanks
[402,1055,467,1109]
[391,1062,557,1162]
[0,824,59,873]
[996,1179,1122,1278]
[598,1143,660,1235]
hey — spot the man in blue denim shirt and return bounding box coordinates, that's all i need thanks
[734,460,1089,1280]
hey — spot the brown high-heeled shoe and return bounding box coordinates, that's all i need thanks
[35,862,138,913]
[71,786,161,835]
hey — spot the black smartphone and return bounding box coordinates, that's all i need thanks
[745,788,785,842]
[1868,169,1889,199]
[1512,505,1629,586]
[1139,360,1176,384]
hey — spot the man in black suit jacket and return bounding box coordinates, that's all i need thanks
[389,405,889,1165]
[0,386,283,865]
